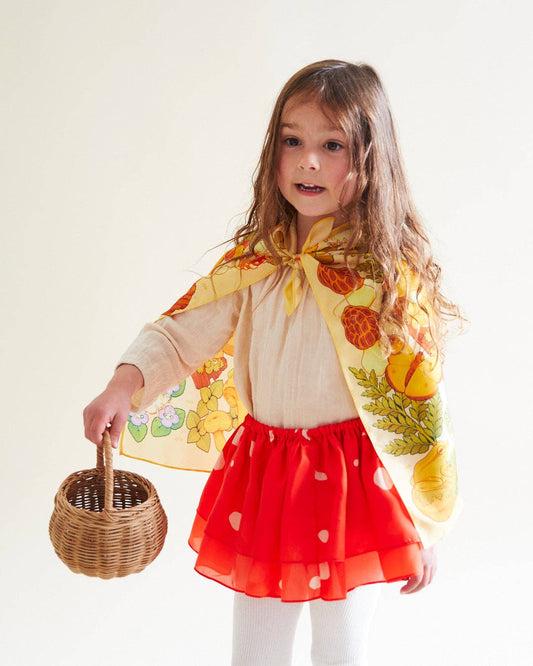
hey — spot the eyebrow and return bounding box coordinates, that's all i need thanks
[280,122,343,133]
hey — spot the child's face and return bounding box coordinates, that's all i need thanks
[277,97,355,230]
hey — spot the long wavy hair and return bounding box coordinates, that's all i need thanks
[231,59,465,355]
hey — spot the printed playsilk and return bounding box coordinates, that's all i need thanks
[119,217,462,547]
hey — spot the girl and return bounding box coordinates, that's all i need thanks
[84,60,463,665]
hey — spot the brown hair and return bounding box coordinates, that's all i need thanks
[232,59,466,354]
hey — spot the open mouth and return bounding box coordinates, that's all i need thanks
[297,183,325,193]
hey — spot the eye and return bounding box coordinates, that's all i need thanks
[282,137,300,147]
[325,141,343,151]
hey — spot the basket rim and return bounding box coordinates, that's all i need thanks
[53,467,162,517]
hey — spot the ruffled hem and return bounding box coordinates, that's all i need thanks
[189,512,423,602]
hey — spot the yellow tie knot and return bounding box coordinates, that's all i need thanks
[283,256,304,316]
[280,216,336,316]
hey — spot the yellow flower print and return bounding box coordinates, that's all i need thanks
[186,373,246,453]
[186,411,210,452]
[223,370,247,428]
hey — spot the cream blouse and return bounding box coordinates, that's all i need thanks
[118,266,359,430]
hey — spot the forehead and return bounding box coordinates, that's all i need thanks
[280,96,343,132]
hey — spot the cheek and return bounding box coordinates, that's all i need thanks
[338,169,357,202]
[276,156,290,188]
[329,156,351,184]
[275,165,283,190]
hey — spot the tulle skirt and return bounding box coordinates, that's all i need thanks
[188,414,423,602]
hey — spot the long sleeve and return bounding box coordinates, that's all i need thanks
[117,290,241,410]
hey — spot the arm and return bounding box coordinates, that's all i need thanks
[83,290,241,448]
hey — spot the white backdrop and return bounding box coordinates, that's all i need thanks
[2,1,532,664]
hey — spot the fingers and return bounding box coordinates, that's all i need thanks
[83,395,130,449]
[400,550,437,595]
[83,407,112,447]
[84,412,127,449]
[108,412,128,449]
[400,575,422,595]
[400,570,433,594]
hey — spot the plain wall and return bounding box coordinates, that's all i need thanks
[1,1,532,664]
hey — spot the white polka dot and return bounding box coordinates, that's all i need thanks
[353,458,360,467]
[249,440,255,457]
[374,466,393,490]
[213,454,225,470]
[302,429,311,441]
[318,530,329,543]
[314,471,328,481]
[232,425,244,446]
[309,576,321,590]
[279,580,283,590]
[269,430,275,442]
[229,511,242,531]
[230,460,235,467]
[319,562,330,580]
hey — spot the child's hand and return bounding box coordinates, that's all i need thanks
[399,545,437,594]
[83,364,144,449]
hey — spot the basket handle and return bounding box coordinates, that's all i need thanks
[96,429,114,513]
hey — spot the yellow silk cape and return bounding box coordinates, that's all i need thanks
[119,217,462,547]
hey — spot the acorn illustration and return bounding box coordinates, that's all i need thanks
[341,305,380,349]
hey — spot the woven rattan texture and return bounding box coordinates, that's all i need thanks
[49,432,167,579]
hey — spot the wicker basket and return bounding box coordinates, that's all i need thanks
[49,431,168,579]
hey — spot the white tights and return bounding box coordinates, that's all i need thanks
[231,584,382,666]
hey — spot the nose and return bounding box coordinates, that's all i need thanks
[298,149,320,171]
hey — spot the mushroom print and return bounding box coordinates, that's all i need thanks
[203,411,234,452]
[317,263,363,294]
[341,306,380,350]
[314,259,389,376]
[340,283,388,376]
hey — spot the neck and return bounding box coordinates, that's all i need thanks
[295,213,341,252]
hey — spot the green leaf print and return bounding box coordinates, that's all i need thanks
[127,422,148,443]
[170,408,185,430]
[384,438,431,456]
[151,418,171,438]
[170,381,186,398]
[425,394,443,440]
[354,365,441,456]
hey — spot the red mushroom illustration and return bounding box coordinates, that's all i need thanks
[341,305,381,350]
[317,263,363,295]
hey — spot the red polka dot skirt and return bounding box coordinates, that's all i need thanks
[188,415,423,602]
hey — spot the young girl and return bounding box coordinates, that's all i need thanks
[84,60,463,666]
